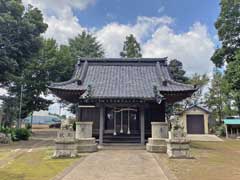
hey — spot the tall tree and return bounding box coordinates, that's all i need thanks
[69,31,104,60]
[225,50,240,116]
[0,0,47,85]
[211,0,240,67]
[120,34,142,58]
[44,39,75,82]
[205,71,231,122]
[188,73,209,90]
[0,96,18,127]
[211,0,240,117]
[9,39,55,120]
[168,59,188,83]
[6,38,79,122]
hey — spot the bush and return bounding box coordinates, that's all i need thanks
[0,127,31,141]
[214,124,226,137]
[0,126,12,134]
[13,128,31,141]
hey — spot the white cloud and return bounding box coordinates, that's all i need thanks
[23,0,95,13]
[142,22,215,74]
[96,18,214,74]
[22,0,94,44]
[96,16,173,57]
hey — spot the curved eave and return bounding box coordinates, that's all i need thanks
[161,89,197,103]
[48,87,86,103]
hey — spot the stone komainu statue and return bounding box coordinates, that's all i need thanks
[61,119,73,131]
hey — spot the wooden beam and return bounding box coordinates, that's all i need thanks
[99,106,105,145]
[140,107,145,145]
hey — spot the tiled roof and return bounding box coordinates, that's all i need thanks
[49,58,196,100]
[178,104,211,115]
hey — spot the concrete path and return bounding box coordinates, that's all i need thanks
[60,150,168,180]
[187,134,223,142]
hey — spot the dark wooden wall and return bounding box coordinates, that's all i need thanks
[144,101,165,137]
[80,107,100,135]
[79,101,165,137]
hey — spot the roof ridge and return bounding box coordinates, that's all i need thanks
[78,57,168,63]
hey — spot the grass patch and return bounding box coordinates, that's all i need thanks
[159,140,240,180]
[0,148,78,180]
[0,150,12,160]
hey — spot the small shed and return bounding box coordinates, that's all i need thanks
[178,105,210,134]
[224,119,240,138]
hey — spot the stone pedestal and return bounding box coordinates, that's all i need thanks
[75,122,97,153]
[53,130,77,158]
[146,122,168,153]
[166,139,190,158]
[151,122,168,138]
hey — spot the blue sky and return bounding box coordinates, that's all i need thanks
[76,0,220,40]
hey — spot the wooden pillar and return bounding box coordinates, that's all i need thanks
[225,124,228,138]
[120,111,123,133]
[140,107,145,145]
[99,106,105,145]
[113,108,117,135]
[127,110,130,134]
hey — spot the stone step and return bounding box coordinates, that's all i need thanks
[99,144,146,150]
[146,143,167,153]
[77,143,98,153]
[147,138,166,145]
[76,138,96,144]
[101,135,141,143]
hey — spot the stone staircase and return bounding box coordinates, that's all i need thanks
[101,134,141,143]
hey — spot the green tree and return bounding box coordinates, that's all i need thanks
[43,39,75,82]
[0,96,18,127]
[211,0,240,67]
[205,71,231,122]
[0,0,47,85]
[188,73,209,90]
[120,34,142,58]
[225,50,240,116]
[8,38,78,121]
[168,59,188,83]
[8,39,63,123]
[69,31,104,60]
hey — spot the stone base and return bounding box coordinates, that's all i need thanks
[146,138,167,153]
[76,138,97,153]
[166,139,191,158]
[53,140,77,158]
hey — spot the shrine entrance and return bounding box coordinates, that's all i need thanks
[104,107,140,136]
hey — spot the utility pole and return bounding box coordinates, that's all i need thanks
[18,84,23,128]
